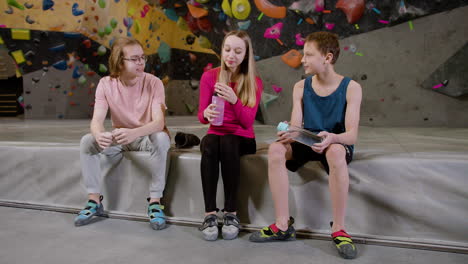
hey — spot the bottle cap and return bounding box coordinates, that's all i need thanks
[277,122,289,132]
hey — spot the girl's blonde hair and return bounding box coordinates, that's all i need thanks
[218,31,258,107]
[108,37,143,78]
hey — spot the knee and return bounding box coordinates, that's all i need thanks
[149,132,170,152]
[325,144,347,168]
[200,135,218,157]
[80,133,97,153]
[268,142,287,162]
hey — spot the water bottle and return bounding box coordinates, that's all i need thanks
[211,93,225,126]
[277,122,322,147]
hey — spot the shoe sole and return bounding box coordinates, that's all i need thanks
[150,222,167,230]
[337,244,357,259]
[222,226,239,240]
[249,234,296,243]
[74,207,104,227]
[222,231,239,240]
[202,227,219,241]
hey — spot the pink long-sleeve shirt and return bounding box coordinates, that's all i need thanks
[197,68,263,138]
[94,73,166,129]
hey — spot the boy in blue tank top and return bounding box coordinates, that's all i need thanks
[250,32,362,259]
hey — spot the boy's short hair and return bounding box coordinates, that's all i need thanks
[108,37,143,78]
[305,32,340,64]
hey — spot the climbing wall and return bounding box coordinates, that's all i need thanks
[0,0,218,118]
[1,0,467,123]
[257,5,468,127]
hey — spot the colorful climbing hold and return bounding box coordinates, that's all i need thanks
[98,0,106,9]
[7,0,25,10]
[42,0,55,11]
[135,20,141,34]
[158,42,171,63]
[82,39,92,48]
[25,15,35,24]
[49,43,66,52]
[97,45,107,56]
[99,64,108,73]
[72,66,82,79]
[254,0,286,19]
[232,0,251,20]
[198,35,211,49]
[264,22,283,39]
[110,18,118,28]
[238,20,251,30]
[52,60,68,71]
[104,25,112,35]
[72,3,85,16]
[272,84,282,93]
[295,33,305,46]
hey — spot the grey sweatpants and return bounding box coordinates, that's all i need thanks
[80,132,171,198]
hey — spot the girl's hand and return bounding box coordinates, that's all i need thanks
[203,104,220,122]
[215,82,237,104]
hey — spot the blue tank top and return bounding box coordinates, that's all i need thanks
[303,76,353,150]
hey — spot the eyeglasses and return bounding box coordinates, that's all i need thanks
[123,55,147,64]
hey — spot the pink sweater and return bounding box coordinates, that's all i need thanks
[197,68,263,138]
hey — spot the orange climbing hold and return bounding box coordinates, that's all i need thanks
[336,0,365,24]
[187,4,208,18]
[281,49,303,68]
[254,0,286,19]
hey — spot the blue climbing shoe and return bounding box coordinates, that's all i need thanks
[147,200,167,230]
[74,195,104,226]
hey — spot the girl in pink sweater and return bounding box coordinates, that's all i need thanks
[197,31,263,241]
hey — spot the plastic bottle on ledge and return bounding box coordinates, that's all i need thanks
[211,93,225,126]
[277,122,323,147]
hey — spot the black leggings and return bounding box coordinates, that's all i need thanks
[200,134,256,213]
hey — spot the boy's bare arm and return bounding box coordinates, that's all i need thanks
[336,80,362,145]
[290,80,305,127]
[277,80,304,143]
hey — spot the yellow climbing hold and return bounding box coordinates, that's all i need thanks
[232,0,251,20]
[221,0,232,17]
[11,29,31,40]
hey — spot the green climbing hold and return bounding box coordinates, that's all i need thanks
[176,17,188,31]
[98,0,106,9]
[198,35,211,49]
[104,25,112,35]
[98,28,106,38]
[99,64,108,73]
[7,0,25,10]
[185,102,195,113]
[78,75,87,85]
[135,20,141,34]
[97,45,107,56]
[110,18,118,28]
[84,64,90,71]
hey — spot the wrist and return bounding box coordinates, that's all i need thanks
[330,133,338,144]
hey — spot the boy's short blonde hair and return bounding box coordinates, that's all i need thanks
[305,32,340,64]
[108,37,143,78]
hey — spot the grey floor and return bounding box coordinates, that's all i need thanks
[1,207,467,264]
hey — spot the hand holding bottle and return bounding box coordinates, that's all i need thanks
[214,82,237,104]
[203,104,220,123]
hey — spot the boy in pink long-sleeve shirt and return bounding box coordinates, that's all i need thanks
[197,31,263,241]
[75,37,170,231]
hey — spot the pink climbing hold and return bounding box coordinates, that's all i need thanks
[264,22,283,39]
[325,22,335,30]
[272,84,283,93]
